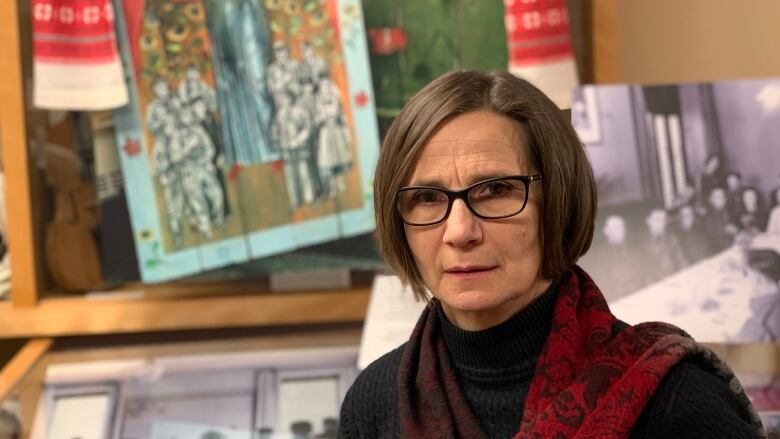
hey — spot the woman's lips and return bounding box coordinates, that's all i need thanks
[444,266,496,280]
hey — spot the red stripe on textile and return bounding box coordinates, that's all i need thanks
[34,40,117,61]
[509,42,573,64]
[34,55,118,64]
[33,30,115,39]
[505,0,574,64]
[509,52,576,68]
[34,23,114,35]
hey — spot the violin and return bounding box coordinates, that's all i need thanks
[43,141,104,293]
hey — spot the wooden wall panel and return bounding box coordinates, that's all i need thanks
[610,0,780,84]
[0,0,43,307]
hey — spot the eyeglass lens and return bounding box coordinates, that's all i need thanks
[398,178,527,225]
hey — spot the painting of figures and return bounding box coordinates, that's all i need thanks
[112,0,379,282]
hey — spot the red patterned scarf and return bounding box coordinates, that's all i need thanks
[397,265,764,438]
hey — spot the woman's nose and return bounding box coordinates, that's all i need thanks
[442,199,483,247]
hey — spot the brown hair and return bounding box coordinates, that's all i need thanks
[374,70,597,300]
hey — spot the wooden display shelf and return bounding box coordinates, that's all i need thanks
[0,338,51,402]
[0,287,371,339]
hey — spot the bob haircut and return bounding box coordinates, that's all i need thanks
[374,70,597,300]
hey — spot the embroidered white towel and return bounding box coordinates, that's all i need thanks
[504,0,579,109]
[32,0,129,110]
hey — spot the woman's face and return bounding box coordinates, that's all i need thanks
[403,111,550,330]
[603,215,626,245]
[680,206,695,230]
[743,190,758,211]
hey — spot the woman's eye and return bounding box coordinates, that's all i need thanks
[484,182,510,195]
[412,190,444,204]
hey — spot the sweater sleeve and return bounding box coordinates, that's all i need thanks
[337,345,405,439]
[337,385,360,439]
[630,360,762,438]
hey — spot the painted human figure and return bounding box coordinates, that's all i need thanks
[147,79,186,248]
[179,106,224,239]
[147,79,177,173]
[273,92,316,209]
[299,42,328,86]
[298,82,324,198]
[267,42,301,105]
[315,76,352,198]
[178,65,231,218]
[178,64,217,113]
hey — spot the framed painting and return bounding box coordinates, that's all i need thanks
[112,0,379,282]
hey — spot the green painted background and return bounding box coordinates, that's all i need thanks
[362,0,508,120]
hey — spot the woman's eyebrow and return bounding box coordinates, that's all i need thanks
[407,172,520,188]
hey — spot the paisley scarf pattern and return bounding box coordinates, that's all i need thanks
[397,266,765,438]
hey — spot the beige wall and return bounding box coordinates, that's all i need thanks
[603,0,780,84]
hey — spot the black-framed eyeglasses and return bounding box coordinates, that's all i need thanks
[396,174,542,226]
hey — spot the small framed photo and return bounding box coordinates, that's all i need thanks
[40,384,118,439]
[572,86,602,144]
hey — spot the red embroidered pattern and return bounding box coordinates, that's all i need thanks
[504,0,573,67]
[33,0,118,64]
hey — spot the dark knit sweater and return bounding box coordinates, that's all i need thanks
[339,285,759,438]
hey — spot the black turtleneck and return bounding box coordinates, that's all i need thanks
[339,281,760,438]
[437,285,558,438]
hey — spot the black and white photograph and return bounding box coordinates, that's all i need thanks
[31,347,358,439]
[575,78,780,343]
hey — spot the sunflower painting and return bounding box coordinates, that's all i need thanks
[112,0,379,282]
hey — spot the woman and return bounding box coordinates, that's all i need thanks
[737,186,768,233]
[766,187,780,235]
[697,153,725,214]
[737,249,780,342]
[339,71,765,438]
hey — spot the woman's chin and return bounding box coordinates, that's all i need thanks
[438,289,510,316]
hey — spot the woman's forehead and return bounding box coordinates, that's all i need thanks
[404,112,531,185]
[425,111,524,145]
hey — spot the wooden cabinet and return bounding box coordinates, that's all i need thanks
[0,0,371,339]
[1,0,780,435]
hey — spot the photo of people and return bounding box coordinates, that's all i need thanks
[575,79,780,343]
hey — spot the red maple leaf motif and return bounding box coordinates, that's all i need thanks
[123,138,141,157]
[355,91,369,108]
[228,163,243,181]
